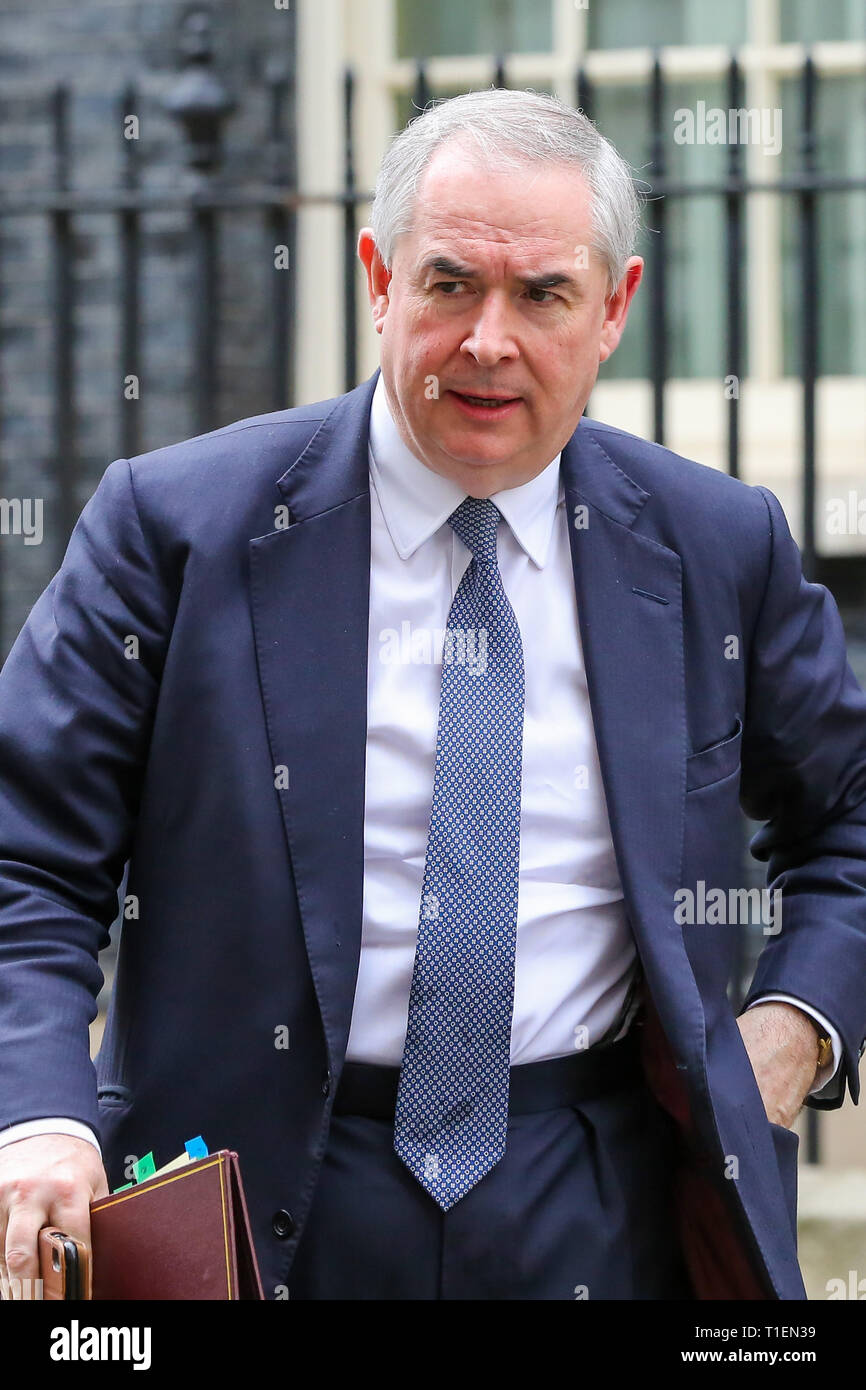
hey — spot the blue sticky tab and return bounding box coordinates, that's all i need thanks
[184,1135,208,1159]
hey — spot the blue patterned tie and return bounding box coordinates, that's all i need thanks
[393,495,524,1210]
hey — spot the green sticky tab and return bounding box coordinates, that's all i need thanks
[112,1182,134,1193]
[133,1151,156,1182]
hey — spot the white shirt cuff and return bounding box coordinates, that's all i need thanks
[0,1118,102,1156]
[746,993,842,1094]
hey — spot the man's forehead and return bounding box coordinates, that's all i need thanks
[415,214,576,247]
[405,164,593,261]
[417,143,589,204]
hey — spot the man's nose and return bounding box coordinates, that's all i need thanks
[459,292,519,366]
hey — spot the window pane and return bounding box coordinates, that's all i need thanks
[780,1,866,43]
[590,85,648,379]
[396,0,552,59]
[594,79,737,381]
[587,0,747,50]
[780,74,866,375]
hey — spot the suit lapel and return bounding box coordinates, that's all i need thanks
[561,423,706,1062]
[249,373,377,1067]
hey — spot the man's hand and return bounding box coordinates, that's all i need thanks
[0,1134,108,1300]
[736,1001,821,1129]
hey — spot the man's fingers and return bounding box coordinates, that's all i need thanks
[45,1187,94,1254]
[4,1207,44,1298]
[0,1141,105,1300]
[2,1196,94,1300]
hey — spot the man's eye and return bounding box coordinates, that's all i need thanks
[432,281,558,304]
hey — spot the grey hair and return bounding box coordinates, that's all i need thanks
[369,87,644,295]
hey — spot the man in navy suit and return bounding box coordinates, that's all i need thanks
[1,87,865,1301]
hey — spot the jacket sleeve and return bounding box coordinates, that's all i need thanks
[740,484,866,1108]
[0,457,172,1133]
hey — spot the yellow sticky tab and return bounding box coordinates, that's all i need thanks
[149,1151,193,1179]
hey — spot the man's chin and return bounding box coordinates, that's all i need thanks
[434,429,527,470]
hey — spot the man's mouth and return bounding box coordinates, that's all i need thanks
[450,390,522,411]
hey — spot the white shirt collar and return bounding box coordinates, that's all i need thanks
[368,372,563,569]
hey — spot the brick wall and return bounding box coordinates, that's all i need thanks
[0,1,296,654]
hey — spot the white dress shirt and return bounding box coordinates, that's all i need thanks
[0,376,841,1156]
[346,376,640,1065]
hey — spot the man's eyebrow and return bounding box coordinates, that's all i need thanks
[419,255,581,292]
[420,256,477,279]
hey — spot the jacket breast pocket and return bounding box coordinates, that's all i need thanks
[686,716,743,793]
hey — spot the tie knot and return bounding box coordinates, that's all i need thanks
[447,496,502,569]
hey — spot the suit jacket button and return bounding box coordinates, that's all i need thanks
[322,1071,331,1097]
[272,1209,296,1239]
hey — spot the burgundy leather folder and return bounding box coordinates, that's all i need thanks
[41,1149,265,1300]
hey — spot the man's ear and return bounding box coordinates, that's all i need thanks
[598,256,643,364]
[358,229,392,333]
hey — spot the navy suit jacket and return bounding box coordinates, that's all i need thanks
[1,367,866,1300]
